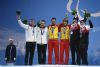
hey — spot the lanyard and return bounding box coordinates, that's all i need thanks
[33,28,34,35]
[40,28,45,44]
[51,26,55,33]
[62,27,66,34]
[41,28,45,35]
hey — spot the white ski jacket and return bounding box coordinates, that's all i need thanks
[18,19,37,42]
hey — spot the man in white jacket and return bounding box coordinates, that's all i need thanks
[16,11,37,65]
[36,20,48,64]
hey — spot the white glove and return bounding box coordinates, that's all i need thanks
[5,58,7,61]
[14,58,16,61]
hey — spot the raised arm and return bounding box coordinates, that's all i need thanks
[16,11,29,29]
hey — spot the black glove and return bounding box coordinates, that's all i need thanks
[16,10,21,15]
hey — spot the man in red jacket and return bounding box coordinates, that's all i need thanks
[70,16,81,65]
[79,19,93,65]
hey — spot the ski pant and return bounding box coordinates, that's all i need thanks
[60,39,69,64]
[70,40,80,65]
[79,43,88,65]
[48,39,59,64]
[37,44,47,64]
[25,42,36,65]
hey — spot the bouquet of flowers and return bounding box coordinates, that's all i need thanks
[72,9,77,15]
[84,12,91,19]
[22,19,27,24]
[84,9,91,19]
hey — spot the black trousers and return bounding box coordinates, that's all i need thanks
[25,42,36,65]
[37,44,47,64]
[79,44,88,65]
[70,41,80,65]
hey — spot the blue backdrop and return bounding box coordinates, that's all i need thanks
[0,0,100,65]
